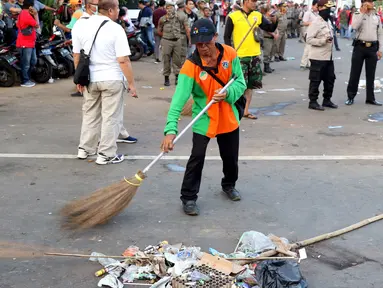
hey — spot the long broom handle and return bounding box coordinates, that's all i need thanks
[142,76,238,174]
[235,18,258,52]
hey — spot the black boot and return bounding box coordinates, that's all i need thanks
[308,101,325,111]
[175,74,178,85]
[322,99,338,109]
[164,76,170,86]
[264,63,272,73]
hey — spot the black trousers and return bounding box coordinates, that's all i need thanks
[347,44,378,101]
[308,59,336,103]
[180,128,239,202]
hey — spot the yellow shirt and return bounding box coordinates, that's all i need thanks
[229,10,262,58]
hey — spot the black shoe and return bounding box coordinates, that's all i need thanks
[182,200,200,215]
[345,98,354,105]
[222,187,241,201]
[366,100,383,106]
[322,100,338,109]
[308,102,325,111]
[279,56,287,61]
[287,34,292,39]
[71,91,83,97]
[164,76,170,86]
[264,63,273,73]
[336,48,341,51]
[274,57,280,62]
[146,51,154,57]
[175,74,178,85]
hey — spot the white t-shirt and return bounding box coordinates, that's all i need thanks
[72,15,131,82]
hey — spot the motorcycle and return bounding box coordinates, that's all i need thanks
[128,30,145,61]
[0,45,20,87]
[49,38,74,79]
[31,38,57,83]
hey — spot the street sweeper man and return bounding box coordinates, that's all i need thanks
[161,18,247,216]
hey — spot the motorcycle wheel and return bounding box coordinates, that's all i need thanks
[53,56,73,79]
[32,58,53,83]
[129,39,144,61]
[0,60,17,87]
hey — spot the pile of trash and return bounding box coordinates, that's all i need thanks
[89,231,308,288]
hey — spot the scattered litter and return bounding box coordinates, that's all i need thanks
[286,57,295,60]
[317,255,321,258]
[333,57,341,60]
[142,86,153,89]
[282,78,286,80]
[165,163,186,172]
[236,231,276,255]
[298,248,307,263]
[255,90,267,94]
[248,102,295,116]
[374,89,381,93]
[358,80,382,89]
[368,112,383,122]
[48,212,52,215]
[268,88,295,92]
[256,260,308,288]
[160,87,165,90]
[328,126,343,129]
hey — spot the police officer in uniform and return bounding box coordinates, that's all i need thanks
[261,4,277,73]
[306,0,338,111]
[286,1,294,38]
[176,0,191,66]
[275,3,288,62]
[158,1,189,86]
[345,0,383,106]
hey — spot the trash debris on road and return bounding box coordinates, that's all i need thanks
[256,260,308,288]
[368,112,383,123]
[358,80,382,89]
[328,126,343,129]
[142,86,153,89]
[333,57,341,60]
[255,90,267,94]
[285,57,295,60]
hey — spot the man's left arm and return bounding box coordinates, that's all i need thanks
[259,14,278,32]
[225,56,246,104]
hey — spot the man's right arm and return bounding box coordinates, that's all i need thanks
[224,16,233,46]
[351,13,363,30]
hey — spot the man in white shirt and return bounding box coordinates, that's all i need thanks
[72,0,137,165]
[300,0,318,70]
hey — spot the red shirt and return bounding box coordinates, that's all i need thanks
[153,7,166,28]
[16,10,37,48]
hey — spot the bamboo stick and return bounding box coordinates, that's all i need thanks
[44,252,150,259]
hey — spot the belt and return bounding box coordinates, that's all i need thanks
[163,38,179,41]
[355,40,378,48]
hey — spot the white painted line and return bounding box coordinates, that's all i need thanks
[1,153,383,161]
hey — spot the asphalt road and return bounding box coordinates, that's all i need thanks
[1,37,383,288]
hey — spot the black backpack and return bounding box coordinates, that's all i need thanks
[73,20,108,87]
[189,43,246,120]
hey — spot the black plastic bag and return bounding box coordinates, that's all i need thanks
[255,260,308,288]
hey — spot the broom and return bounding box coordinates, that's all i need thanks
[61,77,238,230]
[180,20,258,117]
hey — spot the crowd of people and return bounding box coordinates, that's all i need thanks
[0,0,383,211]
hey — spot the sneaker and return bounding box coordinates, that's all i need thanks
[117,136,137,144]
[182,200,200,216]
[154,59,161,64]
[21,81,35,88]
[96,153,124,165]
[222,187,241,201]
[77,148,96,159]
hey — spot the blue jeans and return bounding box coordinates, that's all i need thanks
[140,26,155,53]
[340,24,348,38]
[19,47,37,84]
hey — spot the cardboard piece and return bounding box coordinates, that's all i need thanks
[198,253,244,275]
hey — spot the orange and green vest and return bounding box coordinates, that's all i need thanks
[164,43,246,138]
[229,10,263,57]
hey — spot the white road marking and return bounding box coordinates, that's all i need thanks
[1,153,383,161]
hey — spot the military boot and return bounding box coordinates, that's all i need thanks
[175,74,179,85]
[264,63,273,73]
[164,76,170,86]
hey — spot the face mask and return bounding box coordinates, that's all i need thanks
[90,4,98,15]
[319,8,331,20]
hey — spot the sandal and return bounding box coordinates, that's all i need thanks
[243,113,257,119]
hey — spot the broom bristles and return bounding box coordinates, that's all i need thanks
[61,170,146,230]
[181,98,193,116]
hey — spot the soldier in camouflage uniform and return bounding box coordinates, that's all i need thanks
[260,4,277,73]
[176,0,191,65]
[158,1,189,86]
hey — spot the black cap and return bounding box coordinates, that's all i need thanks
[191,19,216,45]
